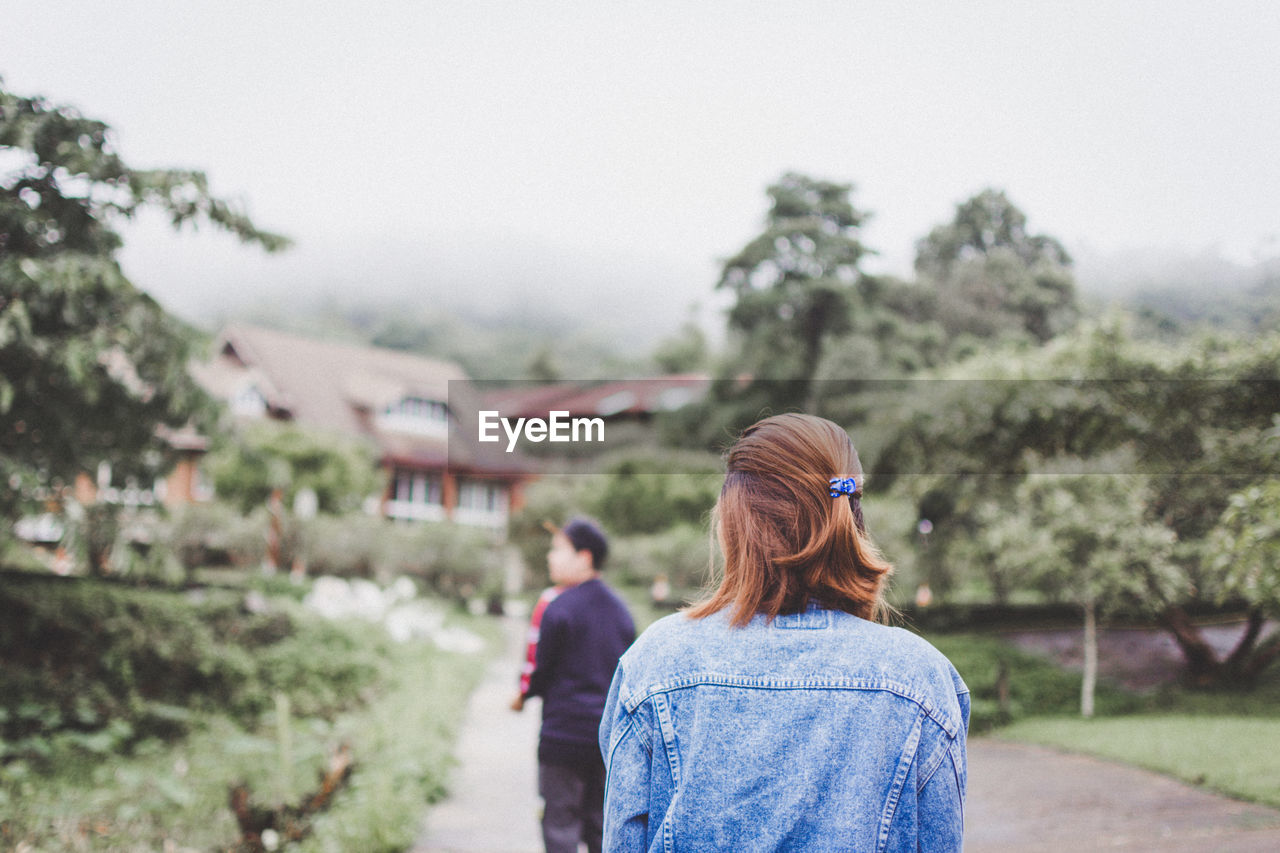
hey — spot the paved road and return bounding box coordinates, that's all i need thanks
[413,619,1280,852]
[412,617,542,853]
[967,740,1280,852]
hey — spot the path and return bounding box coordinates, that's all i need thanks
[413,623,1280,852]
[413,615,542,853]
[967,740,1280,852]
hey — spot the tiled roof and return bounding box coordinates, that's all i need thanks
[211,324,466,435]
[196,324,531,477]
[479,375,710,419]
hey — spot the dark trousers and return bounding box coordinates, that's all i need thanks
[538,760,605,853]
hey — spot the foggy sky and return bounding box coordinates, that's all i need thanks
[4,1,1278,343]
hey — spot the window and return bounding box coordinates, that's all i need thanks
[232,383,268,418]
[393,468,442,505]
[385,397,449,422]
[457,479,506,513]
[387,467,446,522]
[377,396,450,437]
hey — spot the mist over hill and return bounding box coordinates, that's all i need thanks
[192,236,1280,385]
[135,219,723,358]
[1073,243,1280,333]
[211,292,685,382]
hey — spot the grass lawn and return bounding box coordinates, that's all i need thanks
[996,716,1280,808]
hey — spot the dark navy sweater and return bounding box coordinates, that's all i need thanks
[526,577,635,766]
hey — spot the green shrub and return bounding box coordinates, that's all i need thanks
[0,606,494,852]
[594,464,720,535]
[251,617,384,719]
[206,421,381,516]
[377,521,503,602]
[169,501,268,571]
[509,450,722,589]
[299,513,387,578]
[297,513,504,601]
[925,633,1142,732]
[0,573,382,762]
[609,525,715,600]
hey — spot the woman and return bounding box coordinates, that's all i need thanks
[599,414,968,852]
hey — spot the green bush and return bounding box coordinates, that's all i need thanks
[169,501,268,571]
[595,466,720,534]
[114,537,186,586]
[509,450,722,589]
[164,505,505,600]
[206,421,382,516]
[296,513,504,601]
[0,573,381,762]
[251,616,384,719]
[925,633,1141,732]
[299,512,387,578]
[0,594,494,852]
[377,520,503,602]
[609,525,715,600]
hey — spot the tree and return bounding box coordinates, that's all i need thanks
[0,81,288,524]
[994,468,1176,716]
[652,316,708,374]
[872,319,1280,686]
[717,172,873,409]
[206,421,381,517]
[1205,449,1280,683]
[526,345,562,382]
[915,188,1077,346]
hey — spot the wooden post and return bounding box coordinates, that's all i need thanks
[266,488,283,572]
[381,462,396,517]
[508,479,526,514]
[164,454,198,507]
[74,471,98,505]
[442,471,457,521]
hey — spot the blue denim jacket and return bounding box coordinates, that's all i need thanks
[599,605,969,852]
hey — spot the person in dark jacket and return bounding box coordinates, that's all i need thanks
[519,516,635,853]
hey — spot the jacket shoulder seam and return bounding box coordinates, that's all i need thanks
[622,675,960,737]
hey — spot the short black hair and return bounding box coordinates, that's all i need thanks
[561,516,609,569]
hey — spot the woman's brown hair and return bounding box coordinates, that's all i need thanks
[687,413,893,626]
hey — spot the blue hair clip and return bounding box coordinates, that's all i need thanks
[828,477,857,498]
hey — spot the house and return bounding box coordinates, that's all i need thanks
[192,324,532,532]
[67,431,210,510]
[480,375,710,423]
